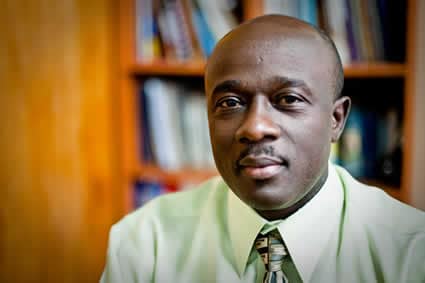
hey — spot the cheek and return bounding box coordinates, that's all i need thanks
[293,111,333,158]
[209,118,240,148]
[209,118,244,172]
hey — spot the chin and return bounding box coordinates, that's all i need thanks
[249,200,286,211]
[238,182,295,210]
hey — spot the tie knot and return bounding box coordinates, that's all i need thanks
[255,230,288,272]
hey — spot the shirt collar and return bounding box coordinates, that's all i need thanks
[276,163,343,283]
[227,186,266,276]
[227,163,343,280]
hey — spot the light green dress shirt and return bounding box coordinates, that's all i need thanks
[101,164,425,282]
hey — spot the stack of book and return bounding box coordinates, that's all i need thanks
[331,105,402,186]
[133,180,178,207]
[264,0,406,65]
[264,0,318,26]
[136,0,238,61]
[138,78,215,171]
[136,0,405,65]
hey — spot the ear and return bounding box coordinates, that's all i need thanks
[331,96,351,142]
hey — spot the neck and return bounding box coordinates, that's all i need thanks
[256,168,328,220]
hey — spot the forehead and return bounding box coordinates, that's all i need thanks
[205,28,334,97]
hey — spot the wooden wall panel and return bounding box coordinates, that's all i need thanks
[0,0,122,282]
[411,0,425,210]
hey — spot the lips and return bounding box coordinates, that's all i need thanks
[238,155,287,180]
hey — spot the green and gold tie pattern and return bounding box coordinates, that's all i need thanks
[255,229,289,283]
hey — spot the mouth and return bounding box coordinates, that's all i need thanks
[237,155,288,180]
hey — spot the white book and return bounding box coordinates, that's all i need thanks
[264,0,298,17]
[196,95,215,169]
[163,81,186,167]
[323,0,351,65]
[144,79,183,170]
[195,0,237,42]
[181,94,204,168]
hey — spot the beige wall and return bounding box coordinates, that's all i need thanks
[411,0,425,210]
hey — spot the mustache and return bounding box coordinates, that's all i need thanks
[237,145,287,165]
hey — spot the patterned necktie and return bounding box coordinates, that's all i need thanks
[255,229,289,283]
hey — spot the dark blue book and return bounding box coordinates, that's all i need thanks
[340,106,366,178]
[134,180,165,208]
[361,110,378,178]
[345,0,360,61]
[341,105,382,179]
[377,0,406,62]
[138,87,154,163]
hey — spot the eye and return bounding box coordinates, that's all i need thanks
[275,93,303,107]
[215,96,244,109]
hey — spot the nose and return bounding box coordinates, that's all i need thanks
[235,96,281,143]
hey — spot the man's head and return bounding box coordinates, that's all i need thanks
[205,15,351,220]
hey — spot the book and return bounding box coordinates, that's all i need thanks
[195,0,237,42]
[181,93,206,168]
[157,0,194,61]
[134,180,165,207]
[134,180,179,208]
[143,78,184,170]
[340,106,366,178]
[180,0,204,59]
[376,108,402,186]
[141,79,214,170]
[367,0,385,61]
[138,87,154,163]
[264,0,299,18]
[340,104,385,179]
[322,0,351,65]
[136,0,162,61]
[344,0,360,61]
[377,0,406,62]
[358,0,376,61]
[188,0,216,57]
[298,0,318,26]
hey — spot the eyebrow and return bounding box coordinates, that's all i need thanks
[211,79,243,97]
[270,76,311,95]
[210,76,312,100]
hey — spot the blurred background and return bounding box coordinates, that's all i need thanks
[1,0,424,282]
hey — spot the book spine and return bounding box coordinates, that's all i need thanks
[298,0,318,26]
[189,0,216,57]
[345,0,360,61]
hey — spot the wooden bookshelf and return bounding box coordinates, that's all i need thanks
[130,60,205,76]
[361,179,401,200]
[131,61,406,78]
[136,164,218,184]
[119,0,419,211]
[344,63,406,78]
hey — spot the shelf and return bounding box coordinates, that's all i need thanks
[135,164,218,185]
[130,61,406,78]
[344,62,406,78]
[130,60,205,76]
[361,179,401,200]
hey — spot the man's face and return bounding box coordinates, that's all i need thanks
[206,27,342,212]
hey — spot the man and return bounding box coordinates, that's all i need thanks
[101,15,425,282]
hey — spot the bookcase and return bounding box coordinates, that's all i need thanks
[118,0,418,212]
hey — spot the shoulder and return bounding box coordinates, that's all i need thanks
[101,176,230,281]
[111,175,229,242]
[334,164,425,235]
[334,165,425,279]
